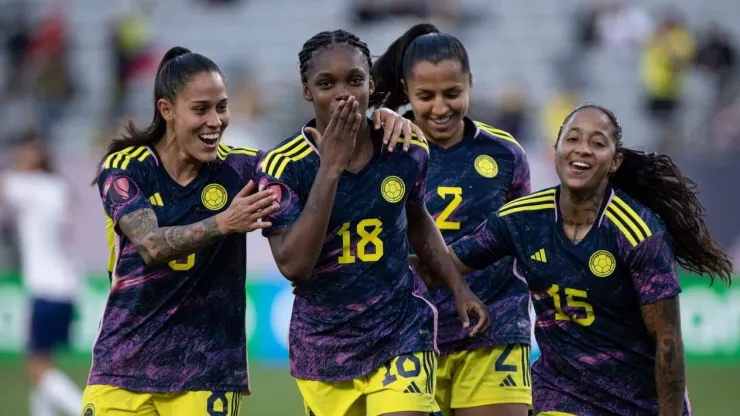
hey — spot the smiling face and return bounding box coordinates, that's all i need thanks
[404,59,470,145]
[554,107,623,194]
[302,44,373,131]
[158,71,230,163]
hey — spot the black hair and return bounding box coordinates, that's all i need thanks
[369,23,471,110]
[93,46,221,183]
[298,30,372,85]
[558,103,733,285]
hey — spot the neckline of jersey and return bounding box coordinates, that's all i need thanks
[554,184,614,247]
[149,144,212,190]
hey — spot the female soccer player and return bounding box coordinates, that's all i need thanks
[84,45,421,416]
[421,103,733,416]
[0,136,83,416]
[257,29,491,416]
[371,23,533,416]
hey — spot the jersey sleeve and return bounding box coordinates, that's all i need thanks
[450,211,517,271]
[256,160,304,236]
[97,162,151,227]
[406,142,429,209]
[626,231,682,305]
[507,147,531,201]
[1,173,28,208]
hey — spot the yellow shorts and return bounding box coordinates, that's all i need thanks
[296,351,441,416]
[81,384,242,416]
[435,344,532,414]
[536,413,577,416]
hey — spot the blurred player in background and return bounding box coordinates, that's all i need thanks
[372,23,533,416]
[419,104,733,415]
[257,29,490,416]
[0,135,82,416]
[82,46,278,416]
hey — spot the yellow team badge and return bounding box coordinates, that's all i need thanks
[201,184,228,210]
[589,250,616,278]
[381,176,405,203]
[474,155,498,178]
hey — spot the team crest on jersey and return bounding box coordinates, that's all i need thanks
[474,155,498,178]
[82,403,95,416]
[589,250,616,278]
[201,184,228,210]
[381,176,405,203]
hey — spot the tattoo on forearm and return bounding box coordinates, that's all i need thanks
[643,299,686,415]
[120,209,223,264]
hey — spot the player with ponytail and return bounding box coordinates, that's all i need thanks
[84,46,278,416]
[373,24,533,416]
[426,103,733,415]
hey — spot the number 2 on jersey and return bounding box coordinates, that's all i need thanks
[436,186,463,230]
[547,284,595,326]
[337,219,384,264]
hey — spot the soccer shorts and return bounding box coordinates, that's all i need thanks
[28,297,74,355]
[296,350,441,416]
[435,344,532,415]
[81,384,242,416]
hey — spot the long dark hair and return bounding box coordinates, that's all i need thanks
[369,23,470,110]
[559,104,733,285]
[93,46,221,182]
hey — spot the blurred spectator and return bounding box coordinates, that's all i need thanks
[2,4,32,98]
[352,0,463,27]
[221,64,272,149]
[27,3,76,141]
[491,84,529,145]
[695,24,737,109]
[108,2,157,122]
[640,10,695,152]
[596,0,653,51]
[541,86,581,147]
[0,132,83,416]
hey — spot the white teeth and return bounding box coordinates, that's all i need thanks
[199,133,219,141]
[572,162,591,169]
[432,116,451,125]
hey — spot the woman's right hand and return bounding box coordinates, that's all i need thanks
[217,180,278,233]
[305,96,363,175]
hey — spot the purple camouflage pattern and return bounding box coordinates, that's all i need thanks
[418,116,532,355]
[451,186,691,415]
[257,120,437,381]
[89,145,259,392]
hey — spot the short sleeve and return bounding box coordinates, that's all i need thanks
[406,144,429,209]
[2,173,28,208]
[256,165,304,236]
[450,211,517,271]
[507,148,531,201]
[627,231,682,305]
[97,165,151,226]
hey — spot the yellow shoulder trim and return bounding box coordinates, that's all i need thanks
[395,137,430,153]
[474,121,524,152]
[103,146,152,170]
[605,196,653,247]
[262,135,313,179]
[498,189,556,217]
[218,143,259,161]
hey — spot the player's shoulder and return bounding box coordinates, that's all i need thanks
[472,120,526,157]
[217,142,261,163]
[497,187,557,219]
[603,187,664,248]
[99,144,157,177]
[259,130,317,180]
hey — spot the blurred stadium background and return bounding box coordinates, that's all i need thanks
[0,0,739,414]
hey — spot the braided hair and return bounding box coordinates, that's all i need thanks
[298,30,372,85]
[558,104,733,285]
